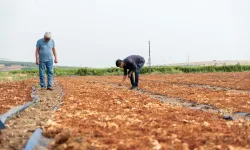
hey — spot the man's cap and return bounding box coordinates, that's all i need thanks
[116,59,122,67]
[44,32,52,38]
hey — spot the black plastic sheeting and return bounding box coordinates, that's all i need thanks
[222,116,236,121]
[24,84,65,150]
[31,87,40,104]
[149,90,250,121]
[136,80,250,121]
[23,128,53,150]
[235,112,250,117]
[0,87,39,130]
[183,102,249,121]
[0,102,33,129]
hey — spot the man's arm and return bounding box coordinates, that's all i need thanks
[119,68,127,86]
[35,48,39,65]
[52,47,58,63]
[121,75,126,82]
[119,75,127,86]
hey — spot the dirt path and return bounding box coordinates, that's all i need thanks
[0,81,62,150]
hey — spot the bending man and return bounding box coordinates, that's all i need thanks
[116,55,145,90]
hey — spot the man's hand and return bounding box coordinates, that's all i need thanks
[35,48,39,65]
[120,76,126,85]
[52,48,58,64]
[54,58,58,64]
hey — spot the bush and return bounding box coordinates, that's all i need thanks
[8,64,250,76]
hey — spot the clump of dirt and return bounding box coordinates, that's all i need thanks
[42,120,91,150]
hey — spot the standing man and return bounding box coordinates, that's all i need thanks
[116,55,145,90]
[36,32,58,90]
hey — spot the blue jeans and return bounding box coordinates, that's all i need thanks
[39,60,54,88]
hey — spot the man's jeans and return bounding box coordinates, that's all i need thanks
[130,59,145,87]
[39,60,53,88]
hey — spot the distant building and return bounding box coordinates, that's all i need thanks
[0,64,22,71]
[7,65,23,71]
[0,64,4,69]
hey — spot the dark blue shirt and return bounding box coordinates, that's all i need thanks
[123,55,144,75]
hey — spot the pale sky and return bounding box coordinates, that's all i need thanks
[1,0,249,68]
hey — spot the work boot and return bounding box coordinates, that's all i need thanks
[47,87,53,91]
[130,86,139,90]
[41,87,47,90]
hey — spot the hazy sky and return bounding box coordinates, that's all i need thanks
[1,0,249,68]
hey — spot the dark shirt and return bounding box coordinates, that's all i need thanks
[123,55,144,75]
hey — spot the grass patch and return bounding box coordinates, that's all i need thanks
[0,72,35,83]
[5,64,250,77]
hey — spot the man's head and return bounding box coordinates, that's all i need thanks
[44,32,51,42]
[116,59,124,68]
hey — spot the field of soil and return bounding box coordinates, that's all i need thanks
[0,72,250,149]
[90,72,250,113]
[141,72,250,90]
[46,75,250,150]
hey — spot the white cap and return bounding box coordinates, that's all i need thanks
[44,32,52,38]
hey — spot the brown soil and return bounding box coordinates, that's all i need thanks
[0,80,35,114]
[89,75,250,113]
[1,73,250,150]
[47,77,250,150]
[141,72,250,91]
[0,81,61,150]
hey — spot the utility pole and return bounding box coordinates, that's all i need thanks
[148,41,151,72]
[187,53,190,66]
